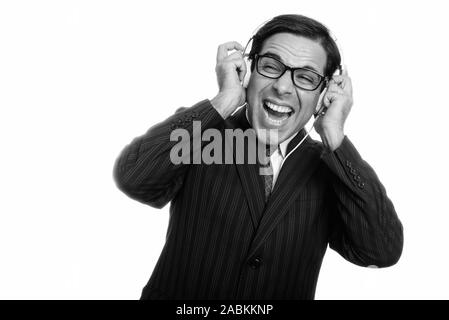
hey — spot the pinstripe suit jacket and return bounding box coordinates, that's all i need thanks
[113,99,403,300]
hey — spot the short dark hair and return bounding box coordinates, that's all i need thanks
[248,14,341,79]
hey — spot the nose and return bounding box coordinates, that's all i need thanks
[272,70,294,95]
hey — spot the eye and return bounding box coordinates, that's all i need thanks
[259,56,283,74]
[295,76,314,85]
[294,71,319,84]
[295,75,313,82]
[262,62,282,73]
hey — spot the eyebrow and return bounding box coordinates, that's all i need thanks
[262,51,322,74]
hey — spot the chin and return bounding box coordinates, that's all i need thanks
[252,121,290,146]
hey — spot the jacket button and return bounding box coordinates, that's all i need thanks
[248,257,262,269]
[350,168,357,174]
[346,160,352,168]
[353,175,361,181]
[358,181,365,189]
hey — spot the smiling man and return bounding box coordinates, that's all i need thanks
[247,34,328,144]
[114,14,403,300]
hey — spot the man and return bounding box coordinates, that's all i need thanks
[113,14,403,299]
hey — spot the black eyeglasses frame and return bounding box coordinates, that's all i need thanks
[254,54,328,91]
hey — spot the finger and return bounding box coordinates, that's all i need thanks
[331,75,346,85]
[225,51,244,61]
[216,41,244,62]
[326,81,345,95]
[221,52,247,82]
[326,89,345,97]
[227,56,247,82]
[331,75,352,95]
[322,91,343,108]
[217,53,247,83]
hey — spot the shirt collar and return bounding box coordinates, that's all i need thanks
[278,132,298,158]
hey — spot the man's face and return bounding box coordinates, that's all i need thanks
[246,33,327,145]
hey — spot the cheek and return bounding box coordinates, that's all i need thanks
[297,91,321,114]
[247,75,270,100]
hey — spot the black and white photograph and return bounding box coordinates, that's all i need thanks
[0,0,448,303]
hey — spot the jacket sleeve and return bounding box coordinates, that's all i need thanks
[321,136,404,268]
[113,99,224,209]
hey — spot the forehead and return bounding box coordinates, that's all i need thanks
[259,33,327,73]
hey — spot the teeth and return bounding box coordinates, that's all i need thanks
[265,101,292,114]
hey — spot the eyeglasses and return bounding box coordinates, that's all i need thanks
[255,54,326,91]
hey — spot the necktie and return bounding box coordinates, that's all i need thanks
[263,161,273,201]
[261,146,274,202]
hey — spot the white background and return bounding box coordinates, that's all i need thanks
[1,0,448,299]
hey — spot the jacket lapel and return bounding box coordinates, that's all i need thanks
[225,106,266,231]
[247,135,322,258]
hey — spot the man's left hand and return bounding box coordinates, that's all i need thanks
[314,68,353,151]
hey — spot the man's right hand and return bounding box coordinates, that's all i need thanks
[210,41,247,119]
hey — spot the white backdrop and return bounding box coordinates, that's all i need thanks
[1,0,448,299]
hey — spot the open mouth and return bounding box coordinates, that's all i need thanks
[263,100,294,125]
